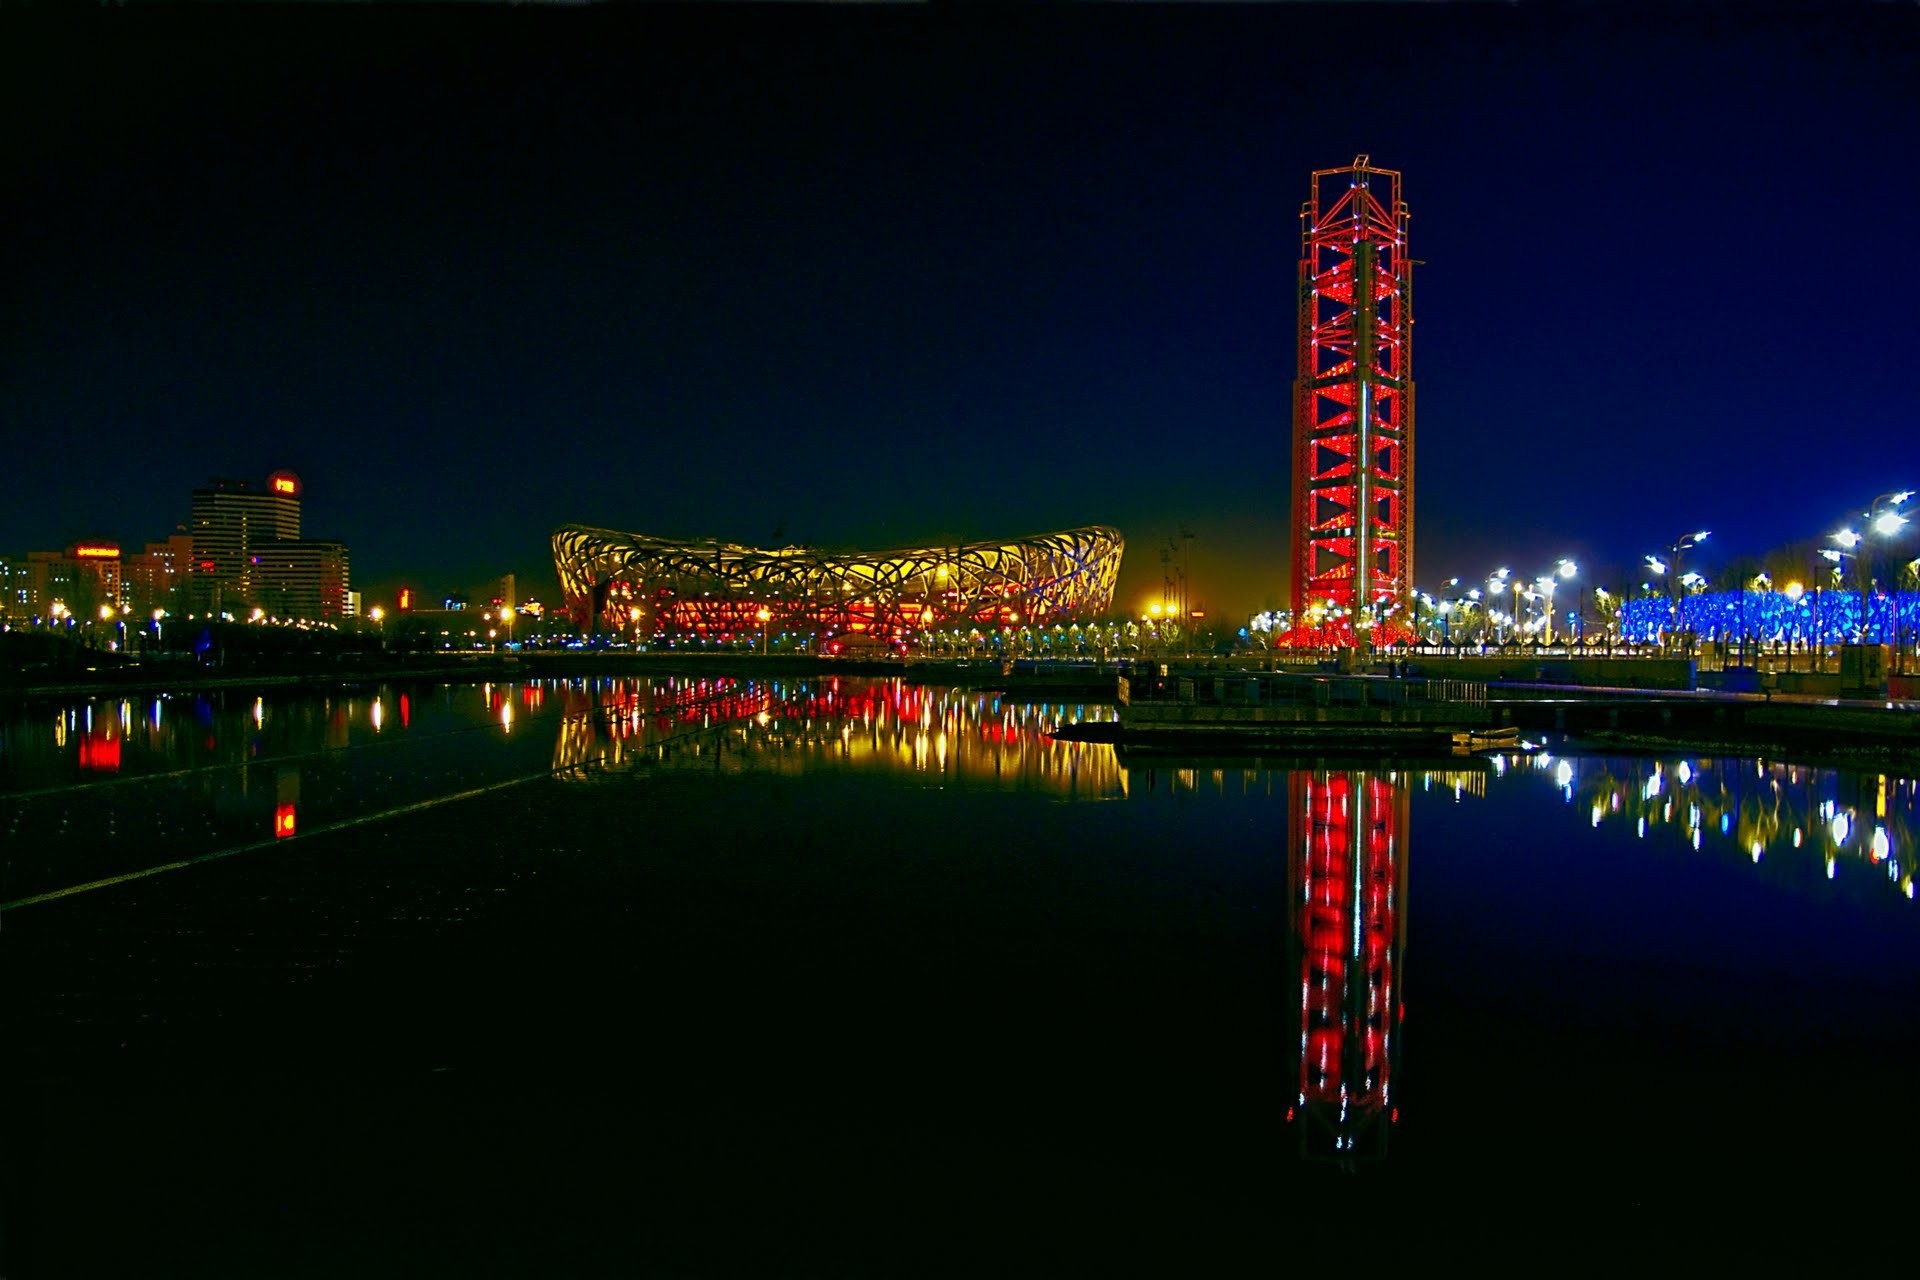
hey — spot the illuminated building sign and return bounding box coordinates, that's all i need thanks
[398,588,412,611]
[72,545,121,560]
[268,470,302,496]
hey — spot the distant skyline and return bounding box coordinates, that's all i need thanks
[4,3,1917,618]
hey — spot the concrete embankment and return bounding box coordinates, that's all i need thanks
[1093,663,1920,767]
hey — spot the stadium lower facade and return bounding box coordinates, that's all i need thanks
[552,524,1125,645]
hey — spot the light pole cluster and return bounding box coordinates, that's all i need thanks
[1645,529,1709,654]
[1829,490,1913,662]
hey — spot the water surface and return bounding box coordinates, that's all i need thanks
[5,676,1918,1268]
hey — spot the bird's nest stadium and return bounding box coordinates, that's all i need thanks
[552,524,1125,645]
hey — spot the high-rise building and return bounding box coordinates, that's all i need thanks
[251,540,353,621]
[192,474,305,598]
[0,553,28,620]
[23,542,123,620]
[188,470,304,615]
[124,532,195,619]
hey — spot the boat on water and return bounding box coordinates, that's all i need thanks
[1450,725,1522,748]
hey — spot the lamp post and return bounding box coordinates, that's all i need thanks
[1836,490,1913,669]
[1548,559,1578,650]
[756,606,772,656]
[1647,530,1709,655]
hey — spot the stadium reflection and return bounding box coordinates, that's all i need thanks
[551,675,1124,796]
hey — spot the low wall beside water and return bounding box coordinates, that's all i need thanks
[1368,655,1700,691]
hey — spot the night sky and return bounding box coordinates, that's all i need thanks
[4,2,1917,618]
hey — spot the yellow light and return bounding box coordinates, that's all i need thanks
[628,607,642,622]
[98,604,116,621]
[756,607,772,623]
[369,606,385,622]
[250,607,265,622]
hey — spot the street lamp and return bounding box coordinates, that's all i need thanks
[1838,490,1913,666]
[1550,559,1578,648]
[98,603,123,652]
[756,606,772,655]
[1647,530,1709,653]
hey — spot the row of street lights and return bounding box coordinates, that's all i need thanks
[1422,559,1581,647]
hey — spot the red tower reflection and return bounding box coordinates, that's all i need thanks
[77,726,122,773]
[1288,769,1407,1162]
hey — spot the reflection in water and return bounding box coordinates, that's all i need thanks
[77,706,122,774]
[551,676,1123,797]
[275,767,299,840]
[1288,769,1407,1166]
[1483,750,1919,899]
[8,680,1920,1175]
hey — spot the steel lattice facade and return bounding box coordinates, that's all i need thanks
[552,524,1125,641]
[1290,156,1415,648]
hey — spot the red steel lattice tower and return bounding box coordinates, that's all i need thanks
[1290,156,1414,648]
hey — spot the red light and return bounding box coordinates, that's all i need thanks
[274,804,297,838]
[73,545,120,560]
[399,589,412,611]
[78,733,122,772]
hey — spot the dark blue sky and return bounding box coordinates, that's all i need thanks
[4,2,1916,617]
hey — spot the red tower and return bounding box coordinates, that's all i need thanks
[1290,156,1414,648]
[1287,768,1406,1163]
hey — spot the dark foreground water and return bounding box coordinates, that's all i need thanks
[4,676,1919,1272]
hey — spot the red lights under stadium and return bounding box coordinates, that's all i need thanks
[551,524,1125,643]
